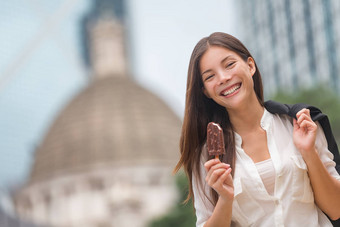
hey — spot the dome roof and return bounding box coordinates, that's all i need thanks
[29,76,181,184]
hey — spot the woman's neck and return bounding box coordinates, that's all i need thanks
[228,100,264,136]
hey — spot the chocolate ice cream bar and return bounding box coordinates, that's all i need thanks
[207,122,226,158]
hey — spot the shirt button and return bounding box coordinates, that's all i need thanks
[275,200,280,205]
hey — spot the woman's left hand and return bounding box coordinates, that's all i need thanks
[293,108,318,156]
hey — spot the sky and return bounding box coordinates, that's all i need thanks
[126,0,240,117]
[0,0,240,189]
[0,0,91,189]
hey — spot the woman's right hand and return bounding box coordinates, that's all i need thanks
[204,158,234,202]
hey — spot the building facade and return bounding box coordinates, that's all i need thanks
[238,0,340,95]
[14,1,181,226]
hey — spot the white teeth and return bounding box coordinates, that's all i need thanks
[223,84,241,96]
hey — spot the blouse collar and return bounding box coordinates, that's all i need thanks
[234,108,273,146]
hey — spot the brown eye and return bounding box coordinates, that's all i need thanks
[204,74,214,81]
[226,62,235,68]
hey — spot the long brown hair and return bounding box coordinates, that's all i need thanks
[174,32,264,207]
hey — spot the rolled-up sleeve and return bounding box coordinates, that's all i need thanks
[315,122,340,181]
[192,161,214,227]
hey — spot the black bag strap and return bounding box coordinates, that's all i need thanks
[264,100,340,173]
[264,100,340,226]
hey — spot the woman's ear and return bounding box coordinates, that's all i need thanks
[202,87,211,99]
[247,57,256,76]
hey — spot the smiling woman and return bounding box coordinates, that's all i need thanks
[200,46,257,111]
[174,32,340,227]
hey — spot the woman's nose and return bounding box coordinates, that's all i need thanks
[217,71,231,85]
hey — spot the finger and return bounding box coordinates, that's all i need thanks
[297,113,312,125]
[205,163,230,180]
[296,108,309,116]
[210,168,231,187]
[299,120,317,131]
[212,168,232,190]
[206,169,227,186]
[296,108,310,119]
[204,159,220,172]
[297,112,312,121]
[210,163,230,171]
[218,168,232,184]
[207,163,230,178]
[293,118,299,130]
[205,161,229,175]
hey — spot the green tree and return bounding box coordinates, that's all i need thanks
[269,84,340,144]
[148,172,196,227]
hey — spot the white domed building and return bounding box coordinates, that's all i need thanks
[14,1,181,226]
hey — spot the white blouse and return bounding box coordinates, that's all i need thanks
[193,109,340,227]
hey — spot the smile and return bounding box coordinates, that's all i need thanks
[221,83,241,96]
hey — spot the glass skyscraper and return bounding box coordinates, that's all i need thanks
[238,0,340,95]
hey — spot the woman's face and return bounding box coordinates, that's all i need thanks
[200,46,256,111]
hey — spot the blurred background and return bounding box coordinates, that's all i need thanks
[0,0,339,226]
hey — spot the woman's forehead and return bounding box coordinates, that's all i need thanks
[199,47,237,70]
